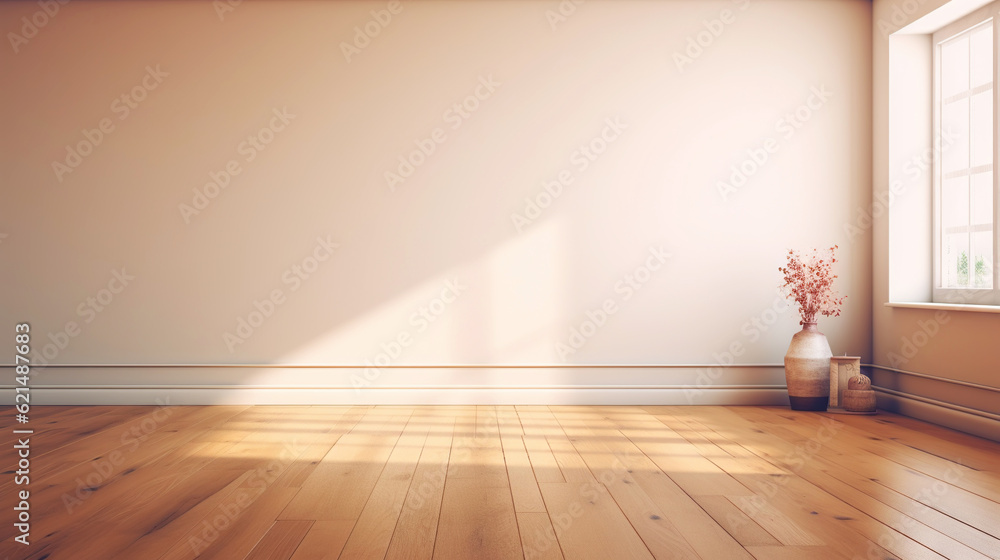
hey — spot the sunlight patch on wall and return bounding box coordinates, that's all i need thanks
[274,216,568,366]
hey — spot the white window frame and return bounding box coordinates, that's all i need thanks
[932,2,1000,305]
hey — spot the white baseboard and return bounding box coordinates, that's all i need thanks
[8,365,996,445]
[14,387,791,406]
[1,365,791,406]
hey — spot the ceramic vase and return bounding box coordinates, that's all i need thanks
[784,321,833,411]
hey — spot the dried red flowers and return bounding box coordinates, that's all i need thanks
[779,245,846,325]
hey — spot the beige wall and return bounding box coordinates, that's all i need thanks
[874,0,1000,440]
[1,0,872,402]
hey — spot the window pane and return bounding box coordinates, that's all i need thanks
[971,171,993,226]
[971,90,993,167]
[942,98,970,172]
[970,23,993,89]
[973,230,994,288]
[943,176,970,231]
[943,233,970,287]
[971,170,994,289]
[942,35,970,98]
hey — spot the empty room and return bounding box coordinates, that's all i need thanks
[2,0,999,558]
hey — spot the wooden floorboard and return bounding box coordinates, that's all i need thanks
[2,405,999,560]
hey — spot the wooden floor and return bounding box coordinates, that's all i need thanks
[1,406,999,560]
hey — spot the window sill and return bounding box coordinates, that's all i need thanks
[885,302,1000,314]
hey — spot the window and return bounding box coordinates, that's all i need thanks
[933,5,999,305]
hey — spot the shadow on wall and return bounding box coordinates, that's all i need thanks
[1,0,872,368]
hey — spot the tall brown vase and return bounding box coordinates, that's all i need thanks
[783,321,832,411]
